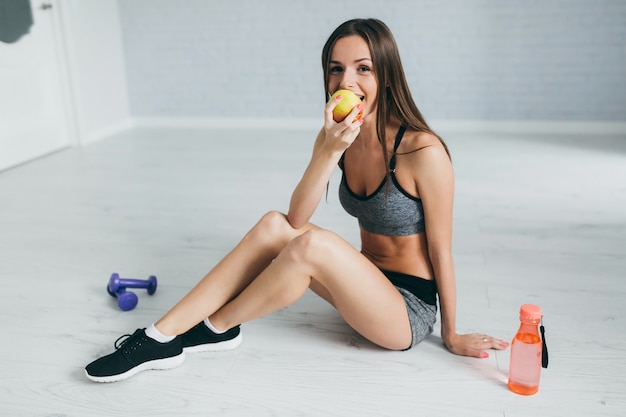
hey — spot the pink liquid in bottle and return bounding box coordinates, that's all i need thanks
[507,304,543,395]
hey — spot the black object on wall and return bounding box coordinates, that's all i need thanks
[0,0,34,44]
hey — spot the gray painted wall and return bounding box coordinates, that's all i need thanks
[118,0,626,122]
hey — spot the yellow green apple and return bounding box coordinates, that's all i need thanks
[329,89,362,122]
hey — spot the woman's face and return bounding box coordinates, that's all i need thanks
[328,35,378,120]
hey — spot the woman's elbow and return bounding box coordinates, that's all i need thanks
[427,244,453,265]
[286,212,306,230]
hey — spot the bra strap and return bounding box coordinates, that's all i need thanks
[389,125,407,172]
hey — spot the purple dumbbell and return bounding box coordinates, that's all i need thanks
[107,273,157,311]
[108,273,157,294]
[107,287,139,311]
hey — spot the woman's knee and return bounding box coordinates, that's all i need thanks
[245,211,293,245]
[259,210,295,234]
[283,229,335,264]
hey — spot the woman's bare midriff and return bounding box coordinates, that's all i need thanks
[360,229,434,280]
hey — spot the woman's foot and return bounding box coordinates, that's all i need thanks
[181,322,242,353]
[85,329,185,383]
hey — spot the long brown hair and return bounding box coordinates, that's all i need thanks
[321,18,450,175]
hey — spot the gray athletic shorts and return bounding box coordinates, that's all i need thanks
[396,286,437,350]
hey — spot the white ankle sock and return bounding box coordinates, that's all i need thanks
[204,317,226,334]
[145,323,176,343]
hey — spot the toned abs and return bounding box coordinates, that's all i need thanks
[360,229,434,280]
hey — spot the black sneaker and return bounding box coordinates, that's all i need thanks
[85,329,185,383]
[181,322,242,353]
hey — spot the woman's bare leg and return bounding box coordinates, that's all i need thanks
[210,228,413,351]
[155,211,316,336]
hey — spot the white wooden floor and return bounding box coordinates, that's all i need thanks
[1,126,625,416]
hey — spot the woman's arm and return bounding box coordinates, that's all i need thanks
[413,143,457,344]
[287,100,362,228]
[287,129,342,228]
[413,140,507,358]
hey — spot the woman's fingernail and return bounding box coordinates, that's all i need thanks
[336,95,343,101]
[482,352,490,359]
[357,104,362,109]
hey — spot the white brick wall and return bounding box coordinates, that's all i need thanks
[118,0,626,122]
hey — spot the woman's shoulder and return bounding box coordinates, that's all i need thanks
[397,127,446,157]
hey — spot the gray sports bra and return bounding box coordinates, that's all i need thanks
[338,125,426,236]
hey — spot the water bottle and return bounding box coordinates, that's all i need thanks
[507,304,548,395]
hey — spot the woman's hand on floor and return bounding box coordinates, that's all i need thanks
[444,332,509,358]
